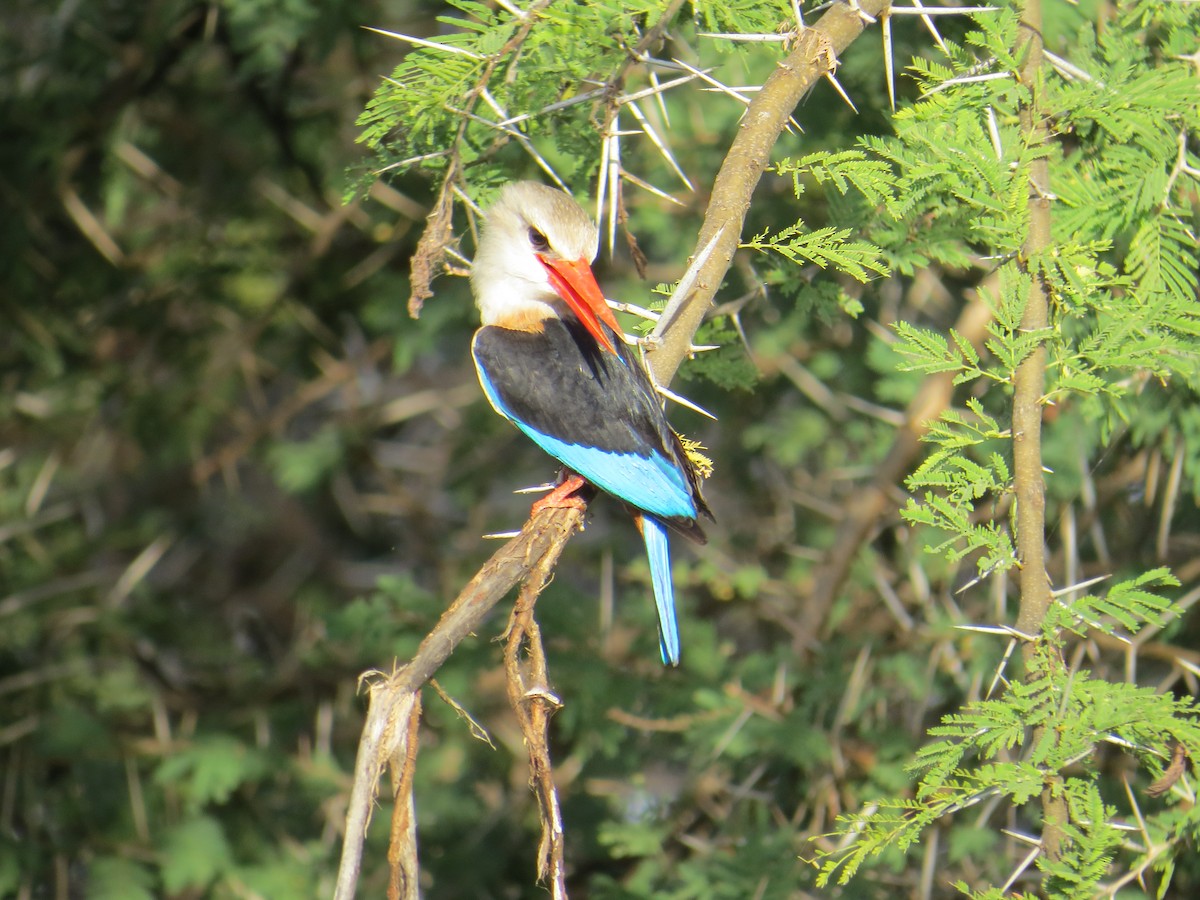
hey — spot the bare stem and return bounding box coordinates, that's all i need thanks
[504,558,567,897]
[1012,0,1067,862]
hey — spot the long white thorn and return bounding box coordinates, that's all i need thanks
[620,168,686,206]
[376,149,451,174]
[923,71,1013,97]
[606,117,621,258]
[882,12,896,112]
[596,126,610,226]
[651,226,726,342]
[513,482,557,494]
[1044,49,1101,84]
[362,26,484,59]
[648,70,671,124]
[697,32,789,42]
[618,72,701,106]
[889,5,997,14]
[1049,573,1110,597]
[477,89,569,191]
[847,0,877,23]
[671,58,754,106]
[790,0,806,30]
[496,88,606,128]
[908,0,948,53]
[607,299,660,321]
[985,106,1003,160]
[654,384,718,420]
[451,183,483,215]
[492,0,526,18]
[825,72,859,114]
[626,100,693,191]
[999,844,1042,895]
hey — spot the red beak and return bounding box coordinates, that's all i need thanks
[539,255,622,355]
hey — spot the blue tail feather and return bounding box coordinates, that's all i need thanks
[640,516,680,666]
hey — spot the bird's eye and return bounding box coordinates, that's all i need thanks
[528,226,550,253]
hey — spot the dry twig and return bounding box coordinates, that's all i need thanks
[503,556,568,898]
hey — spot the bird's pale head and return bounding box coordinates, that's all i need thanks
[472,182,620,350]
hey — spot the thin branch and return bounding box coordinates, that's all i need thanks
[386,693,422,900]
[504,558,567,897]
[1012,0,1067,863]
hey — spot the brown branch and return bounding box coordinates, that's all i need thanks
[387,693,422,900]
[1013,0,1067,863]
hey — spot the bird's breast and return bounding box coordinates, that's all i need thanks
[492,307,549,334]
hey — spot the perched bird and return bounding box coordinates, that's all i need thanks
[470,181,713,665]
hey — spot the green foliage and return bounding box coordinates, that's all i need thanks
[805,0,1200,896]
[86,858,157,900]
[901,400,1016,574]
[358,0,690,183]
[743,223,890,286]
[154,736,271,810]
[1047,568,1180,638]
[160,816,234,893]
[747,151,896,306]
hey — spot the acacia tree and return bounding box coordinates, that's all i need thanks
[349,0,1200,897]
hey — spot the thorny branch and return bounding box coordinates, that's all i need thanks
[644,0,891,387]
[1012,0,1067,864]
[338,3,890,898]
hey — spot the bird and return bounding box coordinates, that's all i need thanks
[469,181,713,666]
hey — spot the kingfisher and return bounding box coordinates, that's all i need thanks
[469,181,712,666]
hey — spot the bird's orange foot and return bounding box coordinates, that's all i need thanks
[530,473,588,515]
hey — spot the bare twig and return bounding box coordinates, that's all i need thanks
[504,556,567,897]
[386,693,422,900]
[1012,0,1067,862]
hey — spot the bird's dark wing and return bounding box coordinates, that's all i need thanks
[472,317,707,536]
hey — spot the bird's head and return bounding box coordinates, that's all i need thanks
[472,182,622,353]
